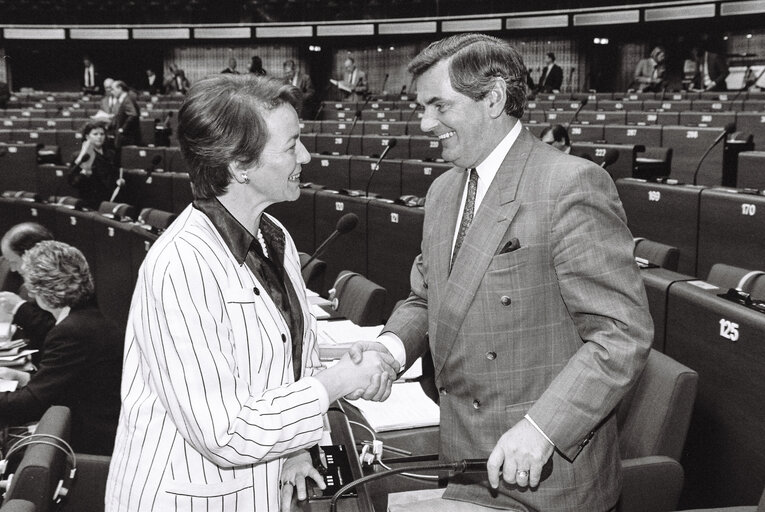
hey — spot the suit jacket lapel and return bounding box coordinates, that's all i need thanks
[431,127,535,379]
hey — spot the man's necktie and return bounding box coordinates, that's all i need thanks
[451,168,478,270]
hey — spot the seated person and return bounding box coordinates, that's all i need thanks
[0,223,56,358]
[0,241,123,455]
[68,121,121,209]
[540,124,571,154]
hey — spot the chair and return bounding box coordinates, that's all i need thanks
[137,208,177,234]
[706,263,764,292]
[634,239,680,271]
[299,251,327,295]
[330,270,386,326]
[97,201,137,221]
[58,454,111,512]
[675,487,764,511]
[616,350,699,512]
[0,500,35,512]
[1,406,73,512]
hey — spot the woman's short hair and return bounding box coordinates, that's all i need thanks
[408,33,527,119]
[651,46,666,60]
[80,120,108,138]
[177,74,302,199]
[20,241,94,309]
[1,222,54,256]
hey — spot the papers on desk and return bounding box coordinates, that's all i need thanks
[0,322,16,342]
[0,379,18,392]
[317,320,383,346]
[0,349,37,367]
[310,304,331,319]
[351,382,439,432]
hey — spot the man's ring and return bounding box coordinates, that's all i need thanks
[516,470,529,479]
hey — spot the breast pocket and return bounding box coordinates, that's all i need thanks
[486,246,529,272]
[164,471,255,499]
[223,287,258,305]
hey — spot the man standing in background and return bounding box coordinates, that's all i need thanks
[283,59,315,116]
[537,52,563,92]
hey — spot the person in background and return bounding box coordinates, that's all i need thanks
[691,42,729,91]
[249,55,267,76]
[99,78,118,117]
[144,68,163,95]
[540,124,571,153]
[338,57,368,101]
[0,223,56,360]
[165,64,191,94]
[537,52,563,93]
[283,59,315,116]
[81,55,100,95]
[106,74,398,512]
[350,33,652,511]
[0,241,123,456]
[111,80,141,149]
[221,57,240,74]
[634,46,667,93]
[68,121,120,209]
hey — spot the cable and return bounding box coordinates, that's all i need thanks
[347,420,376,442]
[376,459,439,480]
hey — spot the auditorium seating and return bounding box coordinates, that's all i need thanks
[736,151,765,189]
[330,270,387,326]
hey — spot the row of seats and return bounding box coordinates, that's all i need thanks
[617,179,765,278]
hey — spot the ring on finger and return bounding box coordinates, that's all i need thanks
[516,470,529,480]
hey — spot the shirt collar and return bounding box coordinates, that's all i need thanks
[194,197,256,265]
[55,306,71,325]
[474,120,522,187]
[118,92,127,103]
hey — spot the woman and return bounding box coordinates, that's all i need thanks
[105,74,397,512]
[634,46,667,92]
[0,241,123,456]
[249,55,267,75]
[68,121,119,209]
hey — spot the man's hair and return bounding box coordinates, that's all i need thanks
[547,52,556,61]
[408,33,527,118]
[20,241,94,309]
[113,80,128,92]
[177,74,302,199]
[2,222,54,256]
[283,59,296,69]
[540,124,570,146]
[651,46,665,60]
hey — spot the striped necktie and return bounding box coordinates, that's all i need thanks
[451,168,478,270]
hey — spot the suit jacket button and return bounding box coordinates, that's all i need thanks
[500,295,511,306]
[439,387,447,395]
[253,286,260,295]
[473,399,481,409]
[486,351,497,360]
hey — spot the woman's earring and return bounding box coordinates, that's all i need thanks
[241,173,250,184]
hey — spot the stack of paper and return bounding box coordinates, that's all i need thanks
[350,382,439,432]
[317,320,383,346]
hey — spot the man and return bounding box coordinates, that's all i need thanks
[537,52,563,93]
[143,69,163,94]
[221,57,240,74]
[165,64,191,94]
[692,44,729,91]
[99,78,118,117]
[634,46,667,93]
[351,33,652,511]
[110,81,140,148]
[81,56,100,95]
[283,59,315,115]
[337,57,367,101]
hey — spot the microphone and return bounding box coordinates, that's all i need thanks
[329,459,489,512]
[313,101,325,122]
[692,123,735,185]
[344,110,362,155]
[399,84,407,97]
[565,97,588,132]
[365,138,397,197]
[599,148,619,168]
[380,73,389,94]
[404,104,420,135]
[145,154,163,183]
[301,213,358,270]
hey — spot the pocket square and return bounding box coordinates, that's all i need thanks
[499,238,521,254]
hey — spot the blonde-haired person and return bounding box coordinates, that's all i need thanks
[0,241,123,455]
[634,46,667,92]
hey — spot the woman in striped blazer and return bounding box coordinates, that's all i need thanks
[105,74,397,512]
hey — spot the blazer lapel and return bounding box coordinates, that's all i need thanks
[431,127,535,379]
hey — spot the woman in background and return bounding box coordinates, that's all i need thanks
[68,121,119,209]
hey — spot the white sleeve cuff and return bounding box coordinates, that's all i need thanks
[377,332,407,370]
[524,414,555,447]
[302,376,329,413]
[11,300,26,317]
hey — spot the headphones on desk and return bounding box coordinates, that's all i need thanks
[327,271,361,311]
[0,433,78,504]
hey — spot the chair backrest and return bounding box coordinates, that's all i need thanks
[707,263,764,292]
[2,406,72,512]
[298,252,326,295]
[634,239,680,271]
[332,270,386,326]
[0,500,36,512]
[138,208,177,234]
[97,201,137,221]
[617,349,698,461]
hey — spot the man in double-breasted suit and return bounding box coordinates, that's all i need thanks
[352,33,652,511]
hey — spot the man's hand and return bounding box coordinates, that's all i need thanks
[346,341,399,401]
[279,450,325,512]
[487,417,555,489]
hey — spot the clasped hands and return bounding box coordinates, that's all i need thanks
[345,340,398,402]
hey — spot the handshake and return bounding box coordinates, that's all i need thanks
[314,341,399,404]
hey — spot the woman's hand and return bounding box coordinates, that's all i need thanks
[279,450,325,511]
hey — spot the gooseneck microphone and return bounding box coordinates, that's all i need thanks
[692,122,735,185]
[328,459,489,512]
[565,97,588,132]
[365,138,397,197]
[301,213,359,270]
[344,96,372,154]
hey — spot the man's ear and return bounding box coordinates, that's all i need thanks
[485,77,508,119]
